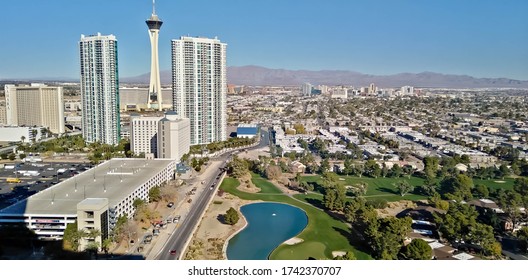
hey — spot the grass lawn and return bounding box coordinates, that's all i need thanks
[301,175,428,201]
[473,178,515,192]
[220,176,373,260]
[250,172,283,194]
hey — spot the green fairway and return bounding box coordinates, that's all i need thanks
[301,175,428,201]
[220,176,373,260]
[473,178,515,192]
[271,241,327,260]
[251,173,283,194]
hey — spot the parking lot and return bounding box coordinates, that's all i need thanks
[0,161,94,209]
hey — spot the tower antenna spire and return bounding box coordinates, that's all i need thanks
[152,0,156,15]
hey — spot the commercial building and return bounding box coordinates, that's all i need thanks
[0,125,44,143]
[130,111,190,161]
[0,158,176,249]
[331,87,348,99]
[236,124,259,138]
[171,36,227,145]
[4,84,64,134]
[302,83,312,96]
[131,115,163,157]
[79,33,120,145]
[157,112,191,160]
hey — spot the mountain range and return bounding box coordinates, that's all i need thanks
[121,66,528,88]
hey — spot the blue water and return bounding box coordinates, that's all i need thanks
[226,202,308,260]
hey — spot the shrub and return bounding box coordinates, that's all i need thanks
[366,199,388,209]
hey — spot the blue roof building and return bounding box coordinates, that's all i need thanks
[237,124,259,138]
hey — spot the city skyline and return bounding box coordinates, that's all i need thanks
[0,0,527,80]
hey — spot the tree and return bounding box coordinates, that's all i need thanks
[343,158,354,175]
[368,217,412,260]
[364,159,381,178]
[132,198,146,210]
[396,180,414,196]
[319,158,330,174]
[497,189,523,230]
[101,238,112,254]
[473,184,489,198]
[227,156,249,178]
[148,186,162,203]
[516,227,528,252]
[224,207,240,225]
[8,153,16,161]
[63,222,86,252]
[323,184,347,211]
[434,202,478,243]
[513,177,528,196]
[440,174,473,201]
[402,165,414,179]
[389,164,402,178]
[423,156,439,180]
[469,223,502,257]
[0,153,7,160]
[497,163,511,179]
[19,153,27,160]
[400,238,432,260]
[265,165,282,180]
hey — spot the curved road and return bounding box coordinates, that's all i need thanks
[157,128,270,260]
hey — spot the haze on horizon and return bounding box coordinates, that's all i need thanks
[0,0,527,80]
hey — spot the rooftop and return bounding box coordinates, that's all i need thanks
[0,159,174,216]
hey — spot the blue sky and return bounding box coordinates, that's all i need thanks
[1,0,527,80]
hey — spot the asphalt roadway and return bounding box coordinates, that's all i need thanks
[156,128,270,260]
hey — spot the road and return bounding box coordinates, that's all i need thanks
[156,128,269,260]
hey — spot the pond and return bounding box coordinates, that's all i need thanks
[226,202,308,260]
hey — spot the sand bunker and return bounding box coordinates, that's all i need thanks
[283,237,304,245]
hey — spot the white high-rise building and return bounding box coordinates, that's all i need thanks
[158,112,190,161]
[146,0,163,111]
[130,111,190,161]
[79,33,120,145]
[401,86,414,95]
[171,36,227,145]
[4,84,65,134]
[130,115,162,157]
[302,83,313,96]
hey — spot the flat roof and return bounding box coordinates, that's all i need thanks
[0,159,174,216]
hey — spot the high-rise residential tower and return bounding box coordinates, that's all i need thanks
[79,33,120,145]
[146,0,163,111]
[171,36,227,145]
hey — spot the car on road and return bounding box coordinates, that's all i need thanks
[169,250,177,255]
[167,202,174,208]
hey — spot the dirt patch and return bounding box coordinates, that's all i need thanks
[184,191,256,260]
[236,174,260,193]
[377,200,417,218]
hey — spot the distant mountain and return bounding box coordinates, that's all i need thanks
[121,66,528,88]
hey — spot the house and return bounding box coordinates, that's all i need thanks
[467,198,503,213]
[455,163,468,172]
[397,205,447,222]
[289,161,306,173]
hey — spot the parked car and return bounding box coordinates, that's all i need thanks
[167,202,174,208]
